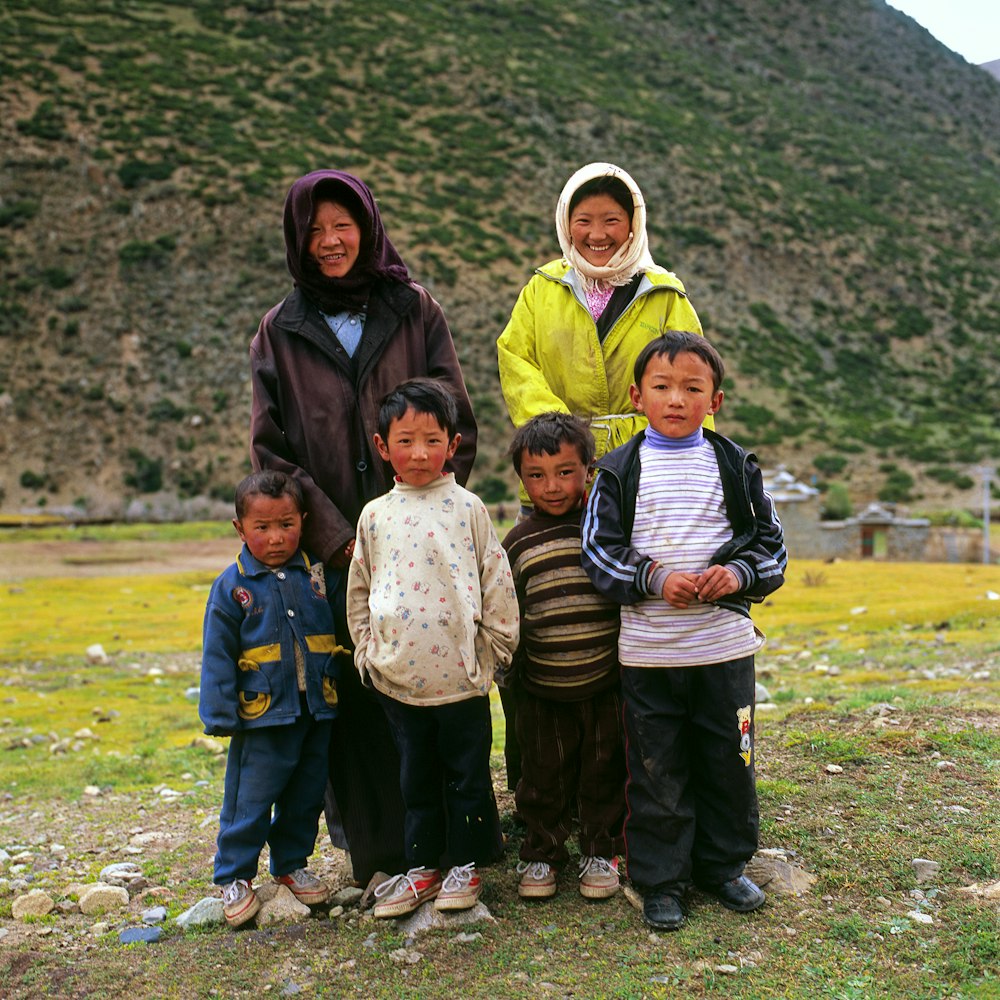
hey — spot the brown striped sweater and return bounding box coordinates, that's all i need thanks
[502,507,620,701]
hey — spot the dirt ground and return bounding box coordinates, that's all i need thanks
[0,538,237,582]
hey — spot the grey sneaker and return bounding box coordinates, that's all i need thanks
[274,867,329,906]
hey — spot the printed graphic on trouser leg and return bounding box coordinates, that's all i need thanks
[737,705,752,766]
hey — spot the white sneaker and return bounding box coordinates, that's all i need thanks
[578,855,620,899]
[517,860,557,899]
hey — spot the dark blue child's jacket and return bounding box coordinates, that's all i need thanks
[199,545,344,735]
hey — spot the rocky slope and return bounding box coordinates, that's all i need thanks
[1,0,998,518]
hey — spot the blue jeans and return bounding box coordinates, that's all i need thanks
[214,710,332,885]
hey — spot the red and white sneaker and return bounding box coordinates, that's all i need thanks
[434,863,482,911]
[274,868,329,906]
[373,867,442,919]
[221,878,260,927]
[517,860,557,899]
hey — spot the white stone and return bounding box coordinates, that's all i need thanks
[86,644,109,664]
[907,910,934,925]
[824,764,843,774]
[256,883,311,924]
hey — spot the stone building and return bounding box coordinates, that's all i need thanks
[762,468,930,561]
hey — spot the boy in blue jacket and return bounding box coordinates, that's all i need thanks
[200,470,346,926]
[582,331,786,932]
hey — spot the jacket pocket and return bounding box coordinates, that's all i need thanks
[237,654,274,721]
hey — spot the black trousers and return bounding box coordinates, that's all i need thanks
[379,693,503,871]
[323,567,407,885]
[621,656,759,894]
[515,686,625,866]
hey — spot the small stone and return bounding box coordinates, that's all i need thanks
[874,896,893,910]
[92,922,110,936]
[141,905,168,924]
[83,785,102,797]
[907,910,934,925]
[329,886,363,908]
[389,947,423,965]
[935,760,957,770]
[12,889,55,919]
[754,682,771,703]
[176,896,225,928]
[100,862,144,886]
[824,764,843,774]
[328,905,344,918]
[86,644,109,664]
[119,926,162,944]
[715,964,739,975]
[256,883,311,924]
[956,879,1000,900]
[79,883,130,915]
[453,931,483,943]
[184,687,201,701]
[911,859,941,883]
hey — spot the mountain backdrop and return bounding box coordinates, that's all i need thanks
[1,0,998,520]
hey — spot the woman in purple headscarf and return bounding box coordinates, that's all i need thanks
[249,170,478,886]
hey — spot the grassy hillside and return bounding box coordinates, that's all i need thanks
[1,0,998,517]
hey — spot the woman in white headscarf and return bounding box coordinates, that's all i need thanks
[497,162,703,477]
[495,163,704,792]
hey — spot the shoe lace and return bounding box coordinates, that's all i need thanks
[441,862,475,892]
[374,867,433,901]
[579,856,615,879]
[222,879,250,905]
[516,861,551,881]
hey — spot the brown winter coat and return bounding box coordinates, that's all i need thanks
[249,280,478,564]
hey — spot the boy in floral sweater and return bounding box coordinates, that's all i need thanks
[347,378,519,918]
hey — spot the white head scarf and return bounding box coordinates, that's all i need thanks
[555,162,664,288]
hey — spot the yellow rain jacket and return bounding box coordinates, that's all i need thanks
[497,260,704,498]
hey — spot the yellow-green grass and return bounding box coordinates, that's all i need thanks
[1,573,215,659]
[754,559,999,651]
[0,519,233,543]
[2,559,997,662]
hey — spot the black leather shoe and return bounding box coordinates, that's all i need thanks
[642,891,686,931]
[701,875,765,912]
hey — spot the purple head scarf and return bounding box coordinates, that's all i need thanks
[283,170,410,314]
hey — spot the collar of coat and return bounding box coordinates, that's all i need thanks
[236,544,313,578]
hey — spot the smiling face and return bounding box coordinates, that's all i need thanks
[519,441,591,516]
[568,193,632,267]
[629,350,724,439]
[374,406,460,488]
[307,200,362,278]
[234,492,304,568]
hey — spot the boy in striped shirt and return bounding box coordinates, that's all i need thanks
[502,413,625,901]
[581,331,786,931]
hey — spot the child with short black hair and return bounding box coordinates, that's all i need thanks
[582,331,787,931]
[502,412,626,900]
[200,470,345,927]
[347,377,519,918]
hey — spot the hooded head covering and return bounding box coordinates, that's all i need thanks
[283,170,410,314]
[555,162,664,288]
